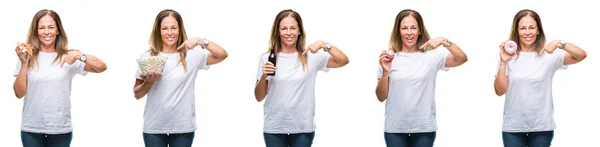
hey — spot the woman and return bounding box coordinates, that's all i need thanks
[254,9,349,147]
[494,9,587,147]
[375,9,468,147]
[13,9,107,147]
[133,9,228,147]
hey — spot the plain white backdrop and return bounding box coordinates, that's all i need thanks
[0,0,598,146]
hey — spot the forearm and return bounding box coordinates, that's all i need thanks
[375,73,389,102]
[446,43,468,63]
[494,64,508,96]
[254,75,268,102]
[13,67,28,98]
[563,42,587,61]
[134,81,154,99]
[326,46,349,66]
[81,54,107,73]
[205,41,228,60]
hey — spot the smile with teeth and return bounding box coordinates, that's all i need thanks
[166,37,175,41]
[405,36,414,42]
[285,37,294,42]
[42,36,52,41]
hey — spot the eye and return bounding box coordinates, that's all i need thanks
[401,27,407,30]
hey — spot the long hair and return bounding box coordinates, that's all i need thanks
[389,9,430,52]
[26,9,69,69]
[509,9,546,55]
[267,9,307,70]
[149,9,189,70]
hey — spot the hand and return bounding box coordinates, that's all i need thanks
[538,40,560,55]
[499,41,514,63]
[140,72,162,82]
[177,37,203,51]
[419,37,445,51]
[303,41,326,55]
[262,61,276,76]
[15,42,30,64]
[60,50,82,67]
[379,50,392,72]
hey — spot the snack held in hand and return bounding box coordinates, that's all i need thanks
[504,40,517,55]
[384,49,395,61]
[20,44,33,55]
[138,56,167,74]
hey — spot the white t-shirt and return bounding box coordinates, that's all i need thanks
[13,52,88,134]
[377,50,449,133]
[136,48,210,134]
[496,50,567,132]
[255,51,330,134]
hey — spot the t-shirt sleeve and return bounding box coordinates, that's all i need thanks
[436,50,450,71]
[255,54,271,81]
[317,51,331,72]
[73,60,88,76]
[377,64,384,79]
[494,55,509,78]
[14,59,22,77]
[195,48,210,71]
[553,49,568,71]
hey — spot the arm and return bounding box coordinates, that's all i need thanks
[133,73,160,99]
[375,74,390,102]
[323,42,349,68]
[68,50,107,73]
[494,63,508,96]
[442,39,468,67]
[133,79,153,100]
[202,39,228,65]
[13,65,28,99]
[254,75,268,102]
[561,42,587,65]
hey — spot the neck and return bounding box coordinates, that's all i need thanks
[280,44,297,53]
[40,43,55,53]
[162,45,177,53]
[520,44,536,52]
[401,45,419,53]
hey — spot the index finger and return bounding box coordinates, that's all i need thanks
[302,48,308,55]
[177,44,186,50]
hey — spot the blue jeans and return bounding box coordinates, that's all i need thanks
[263,132,315,147]
[384,132,436,147]
[502,131,554,147]
[21,131,73,147]
[143,132,195,147]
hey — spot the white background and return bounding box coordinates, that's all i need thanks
[1,0,598,146]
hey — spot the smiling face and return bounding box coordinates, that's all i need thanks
[160,15,179,48]
[399,15,419,49]
[278,15,299,48]
[517,15,538,48]
[37,15,58,47]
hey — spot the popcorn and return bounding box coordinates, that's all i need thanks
[137,56,167,74]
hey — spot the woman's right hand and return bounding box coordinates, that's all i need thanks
[379,50,392,72]
[499,41,514,64]
[15,42,30,64]
[262,61,276,76]
[140,72,162,82]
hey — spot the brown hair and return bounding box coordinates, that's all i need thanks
[149,9,189,70]
[389,9,430,52]
[267,9,307,70]
[26,9,69,69]
[509,9,546,54]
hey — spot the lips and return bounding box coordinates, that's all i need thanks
[405,37,414,43]
[524,37,533,41]
[42,36,53,41]
[285,37,294,42]
[166,37,175,42]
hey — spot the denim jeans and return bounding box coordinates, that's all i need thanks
[21,131,73,147]
[502,131,554,147]
[384,132,436,147]
[263,132,315,147]
[143,132,195,147]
